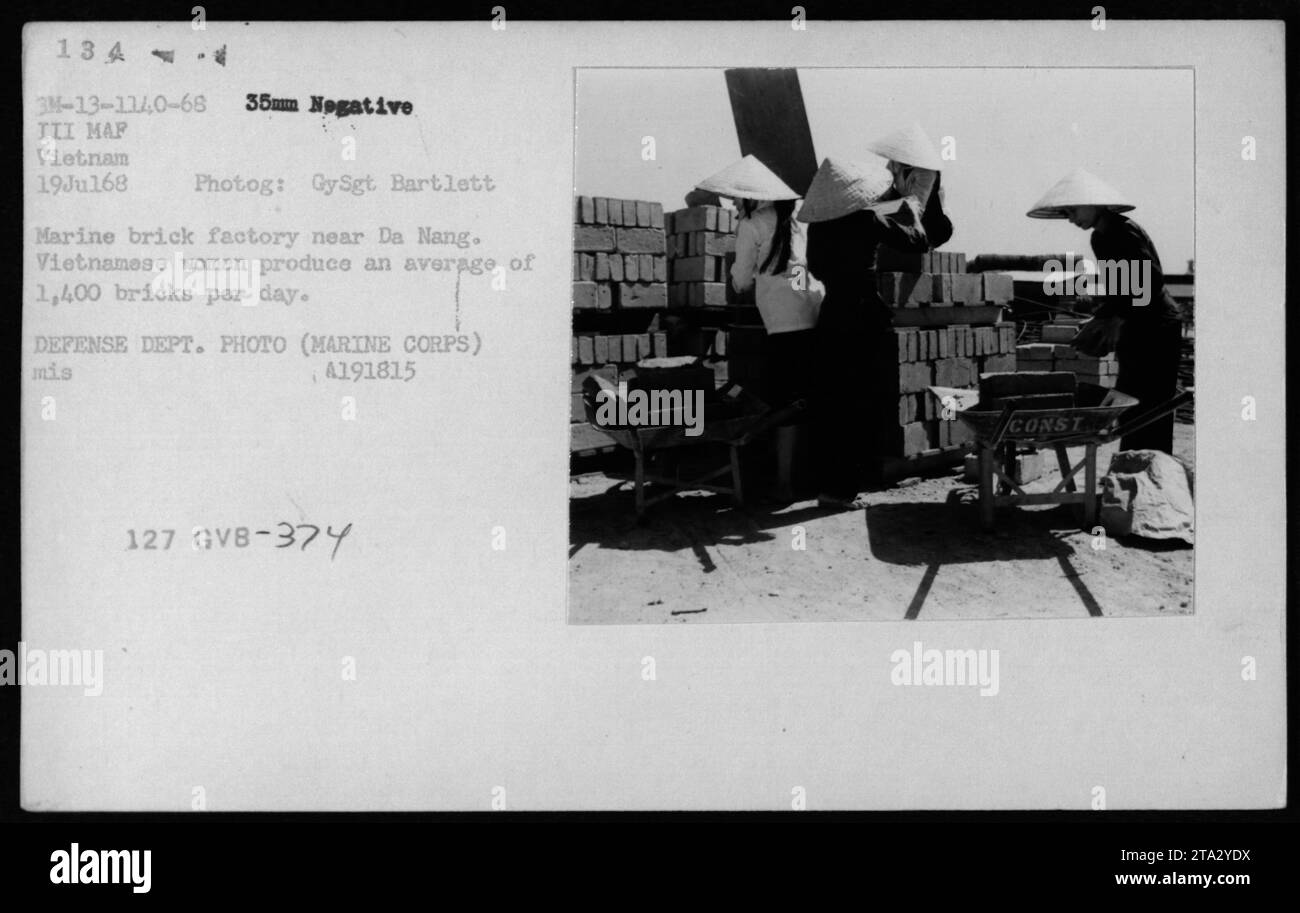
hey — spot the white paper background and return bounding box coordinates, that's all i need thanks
[21,20,1285,809]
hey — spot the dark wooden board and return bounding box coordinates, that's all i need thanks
[724,68,819,196]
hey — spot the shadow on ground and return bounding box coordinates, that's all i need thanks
[864,490,1103,618]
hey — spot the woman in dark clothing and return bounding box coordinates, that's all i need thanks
[1027,169,1183,453]
[798,157,931,510]
[867,122,953,249]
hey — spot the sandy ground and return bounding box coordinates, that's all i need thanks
[569,424,1194,624]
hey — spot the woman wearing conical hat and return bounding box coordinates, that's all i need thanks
[695,155,806,305]
[1027,169,1183,454]
[695,154,819,502]
[866,122,953,250]
[798,156,931,510]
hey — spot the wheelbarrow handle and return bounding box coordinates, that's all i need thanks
[734,398,808,447]
[1100,389,1194,442]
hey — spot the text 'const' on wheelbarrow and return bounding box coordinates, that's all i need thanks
[929,371,1141,530]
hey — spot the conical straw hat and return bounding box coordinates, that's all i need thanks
[866,122,942,171]
[695,154,799,201]
[1026,169,1135,219]
[796,157,894,223]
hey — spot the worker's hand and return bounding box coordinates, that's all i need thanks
[1073,316,1124,357]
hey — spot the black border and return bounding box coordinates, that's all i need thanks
[1,0,1294,895]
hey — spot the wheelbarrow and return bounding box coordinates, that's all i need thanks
[929,372,1139,530]
[582,368,804,519]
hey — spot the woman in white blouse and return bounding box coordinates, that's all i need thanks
[695,155,819,501]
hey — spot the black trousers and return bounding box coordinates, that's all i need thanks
[1114,317,1183,453]
[812,288,892,499]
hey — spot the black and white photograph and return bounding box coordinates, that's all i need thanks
[570,67,1196,623]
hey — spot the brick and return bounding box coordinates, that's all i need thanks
[593,335,609,363]
[663,210,674,234]
[937,327,951,358]
[604,335,623,363]
[698,232,736,256]
[1004,324,1018,353]
[903,273,932,306]
[594,197,609,224]
[952,252,967,273]
[951,274,981,305]
[1040,323,1078,343]
[594,253,609,282]
[1056,357,1105,372]
[881,272,931,306]
[572,281,611,310]
[617,282,668,309]
[623,255,640,282]
[898,361,932,394]
[577,253,595,281]
[898,394,911,425]
[622,200,637,225]
[616,227,667,254]
[1015,343,1054,361]
[983,272,1014,303]
[652,332,668,356]
[578,335,595,364]
[639,254,654,279]
[671,256,721,283]
[635,200,651,227]
[653,256,667,282]
[649,202,664,229]
[672,206,719,233]
[574,225,615,252]
[715,330,727,356]
[608,253,624,282]
[577,196,595,224]
[982,353,1013,374]
[607,199,623,226]
[896,329,914,364]
[621,334,639,363]
[931,274,954,304]
[688,283,728,307]
[902,422,930,456]
[952,358,974,387]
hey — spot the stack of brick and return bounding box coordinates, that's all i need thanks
[570,332,670,422]
[572,196,668,311]
[664,205,739,308]
[1014,319,1118,387]
[876,249,1014,309]
[882,322,1019,457]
